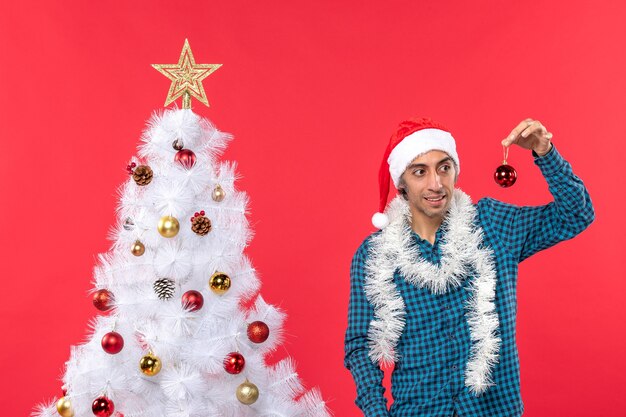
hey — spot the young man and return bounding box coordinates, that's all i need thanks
[344,117,595,417]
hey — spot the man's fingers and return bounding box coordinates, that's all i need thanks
[501,137,516,146]
[502,119,533,146]
[506,119,534,144]
[520,121,545,138]
[502,118,551,147]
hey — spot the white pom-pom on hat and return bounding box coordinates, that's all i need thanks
[371,212,390,229]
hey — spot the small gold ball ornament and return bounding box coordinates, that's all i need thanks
[236,380,259,405]
[158,215,180,238]
[131,240,145,256]
[139,352,162,376]
[212,184,226,202]
[56,396,74,417]
[209,272,231,295]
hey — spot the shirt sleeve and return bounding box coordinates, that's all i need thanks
[479,144,595,263]
[344,238,391,417]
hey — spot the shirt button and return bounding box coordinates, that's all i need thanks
[452,395,459,402]
[448,333,455,340]
[451,364,458,370]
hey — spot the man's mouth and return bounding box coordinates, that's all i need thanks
[424,195,445,202]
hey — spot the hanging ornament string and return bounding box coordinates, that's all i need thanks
[502,145,509,165]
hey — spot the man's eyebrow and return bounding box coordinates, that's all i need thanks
[406,157,453,170]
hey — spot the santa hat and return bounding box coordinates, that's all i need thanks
[372,117,460,229]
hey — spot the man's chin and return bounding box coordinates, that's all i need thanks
[416,202,451,219]
[426,209,446,219]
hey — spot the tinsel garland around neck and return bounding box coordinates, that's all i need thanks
[363,189,501,395]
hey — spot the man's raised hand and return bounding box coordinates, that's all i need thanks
[501,118,553,156]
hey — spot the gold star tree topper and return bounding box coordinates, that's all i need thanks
[152,39,221,108]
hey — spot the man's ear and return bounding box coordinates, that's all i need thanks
[397,173,408,200]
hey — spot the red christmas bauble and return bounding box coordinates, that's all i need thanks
[494,164,517,188]
[247,321,270,344]
[101,331,124,354]
[224,352,245,374]
[181,290,204,312]
[92,396,115,417]
[174,149,196,169]
[93,289,114,312]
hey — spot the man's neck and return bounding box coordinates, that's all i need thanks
[410,212,444,245]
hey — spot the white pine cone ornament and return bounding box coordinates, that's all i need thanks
[153,278,175,300]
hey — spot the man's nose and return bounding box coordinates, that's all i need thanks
[427,171,443,190]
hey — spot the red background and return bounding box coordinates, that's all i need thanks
[1,1,624,416]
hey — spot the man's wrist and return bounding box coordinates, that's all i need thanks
[533,142,553,157]
[533,143,565,177]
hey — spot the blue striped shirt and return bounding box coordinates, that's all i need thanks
[344,145,595,417]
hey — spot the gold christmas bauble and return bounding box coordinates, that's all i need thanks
[212,184,226,202]
[236,380,259,405]
[158,215,180,238]
[56,396,74,417]
[131,240,145,256]
[209,272,231,295]
[139,352,162,376]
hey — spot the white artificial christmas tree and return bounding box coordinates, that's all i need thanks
[34,40,330,417]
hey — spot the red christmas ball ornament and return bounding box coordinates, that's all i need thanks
[224,352,245,374]
[247,321,270,344]
[181,290,204,312]
[92,396,115,417]
[101,331,124,354]
[174,149,196,169]
[494,163,517,188]
[93,289,114,312]
[495,146,517,188]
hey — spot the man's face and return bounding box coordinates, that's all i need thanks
[399,150,457,220]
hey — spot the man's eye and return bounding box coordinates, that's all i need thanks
[440,165,450,172]
[413,169,425,176]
